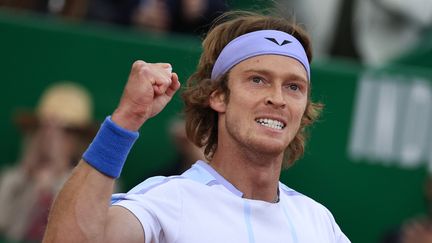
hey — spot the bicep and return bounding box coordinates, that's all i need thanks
[105,206,145,243]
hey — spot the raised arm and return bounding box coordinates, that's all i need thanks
[42,61,181,243]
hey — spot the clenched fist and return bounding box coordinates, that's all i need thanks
[112,61,181,131]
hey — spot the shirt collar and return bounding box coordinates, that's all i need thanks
[182,160,244,197]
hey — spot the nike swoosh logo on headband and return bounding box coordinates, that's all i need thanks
[265,37,292,46]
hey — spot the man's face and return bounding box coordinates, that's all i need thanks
[210,54,309,159]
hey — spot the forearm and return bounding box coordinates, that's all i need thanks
[43,60,179,242]
[43,160,115,243]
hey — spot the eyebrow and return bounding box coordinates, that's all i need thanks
[243,68,309,85]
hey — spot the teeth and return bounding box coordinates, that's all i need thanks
[255,118,285,130]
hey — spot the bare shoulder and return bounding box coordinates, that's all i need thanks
[104,205,145,243]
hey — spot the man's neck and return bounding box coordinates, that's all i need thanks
[210,147,283,203]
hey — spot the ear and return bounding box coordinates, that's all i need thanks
[209,89,226,113]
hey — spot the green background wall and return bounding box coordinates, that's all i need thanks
[1,9,431,243]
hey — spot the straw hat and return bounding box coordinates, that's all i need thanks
[15,82,97,137]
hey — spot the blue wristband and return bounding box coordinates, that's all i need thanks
[83,116,139,178]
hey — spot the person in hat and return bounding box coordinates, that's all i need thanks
[0,82,96,242]
[43,11,350,243]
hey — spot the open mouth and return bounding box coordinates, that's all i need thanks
[255,118,286,130]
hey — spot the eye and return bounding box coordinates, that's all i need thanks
[289,84,299,91]
[284,83,300,91]
[251,76,264,84]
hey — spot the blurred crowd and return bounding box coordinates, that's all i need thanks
[0,0,228,35]
[1,0,431,64]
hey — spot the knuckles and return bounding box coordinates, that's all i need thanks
[132,60,150,73]
[132,60,146,69]
[132,60,153,77]
[130,60,172,85]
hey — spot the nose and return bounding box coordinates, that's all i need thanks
[265,87,286,108]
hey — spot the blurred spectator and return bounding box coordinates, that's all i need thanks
[353,0,432,66]
[131,0,228,35]
[0,82,97,242]
[167,118,206,174]
[0,0,47,13]
[1,0,228,35]
[401,219,432,243]
[154,118,205,177]
[381,175,432,243]
[0,0,88,20]
[85,0,137,26]
[46,0,87,18]
[275,0,343,59]
[277,0,432,65]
